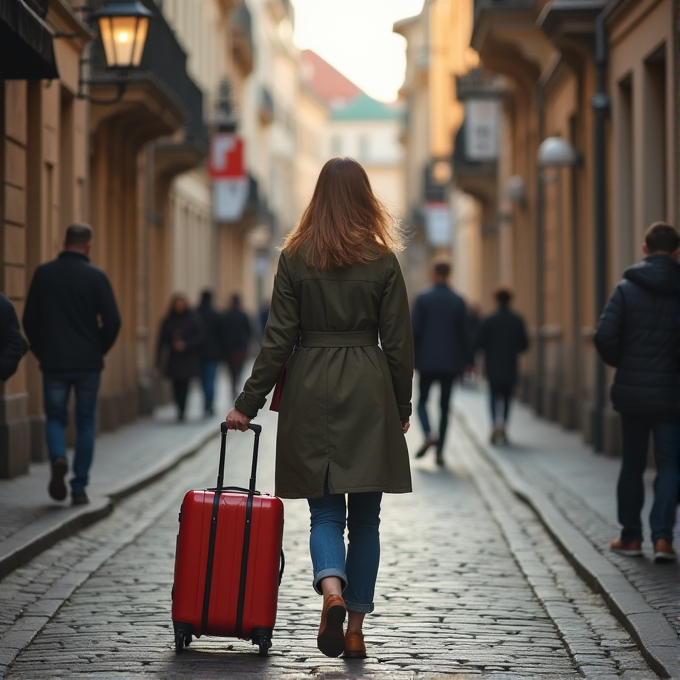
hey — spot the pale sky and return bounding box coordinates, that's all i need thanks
[292,0,425,103]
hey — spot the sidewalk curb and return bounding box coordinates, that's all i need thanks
[457,410,680,680]
[0,422,219,582]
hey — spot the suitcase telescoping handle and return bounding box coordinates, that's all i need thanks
[217,421,262,494]
[203,422,263,637]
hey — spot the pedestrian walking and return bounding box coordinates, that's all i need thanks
[156,294,204,422]
[0,293,25,381]
[23,224,121,505]
[463,302,482,386]
[196,289,225,417]
[594,221,680,563]
[222,293,252,400]
[475,287,529,445]
[411,259,470,465]
[225,157,413,659]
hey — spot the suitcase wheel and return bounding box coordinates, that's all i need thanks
[258,637,271,657]
[175,629,188,654]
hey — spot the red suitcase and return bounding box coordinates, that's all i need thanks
[172,422,284,655]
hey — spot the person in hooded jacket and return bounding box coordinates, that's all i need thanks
[156,294,205,422]
[0,294,24,382]
[594,222,680,564]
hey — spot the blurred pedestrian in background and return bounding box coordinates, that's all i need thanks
[156,293,204,422]
[594,221,680,563]
[463,302,482,387]
[411,258,470,465]
[23,224,121,506]
[475,286,528,445]
[225,157,413,660]
[0,293,24,382]
[222,293,252,401]
[196,289,225,417]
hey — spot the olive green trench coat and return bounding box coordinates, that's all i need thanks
[235,250,414,499]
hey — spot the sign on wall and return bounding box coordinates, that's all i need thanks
[425,201,452,246]
[464,99,500,162]
[209,133,248,222]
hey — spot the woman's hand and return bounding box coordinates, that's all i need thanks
[226,407,252,432]
[402,420,410,434]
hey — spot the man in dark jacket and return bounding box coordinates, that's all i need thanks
[222,293,252,401]
[197,290,225,417]
[411,259,470,465]
[594,222,680,563]
[0,294,24,381]
[23,224,121,506]
[476,287,529,445]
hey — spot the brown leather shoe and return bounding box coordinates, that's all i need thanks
[653,538,676,564]
[610,536,642,557]
[343,629,366,659]
[317,595,345,657]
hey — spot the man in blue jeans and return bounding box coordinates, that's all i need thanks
[594,222,680,563]
[23,224,121,505]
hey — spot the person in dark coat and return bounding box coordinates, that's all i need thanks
[222,293,252,400]
[156,293,205,422]
[594,222,680,563]
[463,303,482,386]
[225,157,413,660]
[196,289,225,416]
[0,294,24,382]
[23,224,121,506]
[411,259,470,465]
[475,287,529,445]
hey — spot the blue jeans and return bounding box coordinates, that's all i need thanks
[618,414,680,543]
[308,488,382,613]
[43,371,101,494]
[200,361,218,413]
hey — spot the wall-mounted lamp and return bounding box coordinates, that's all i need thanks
[57,1,152,104]
[504,175,526,206]
[537,136,580,167]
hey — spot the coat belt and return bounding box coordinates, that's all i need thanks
[299,329,379,348]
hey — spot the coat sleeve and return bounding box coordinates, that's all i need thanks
[379,255,414,421]
[593,285,624,367]
[184,313,205,351]
[235,253,300,417]
[22,270,41,359]
[98,274,121,356]
[0,296,23,381]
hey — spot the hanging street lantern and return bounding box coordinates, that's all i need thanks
[93,1,153,70]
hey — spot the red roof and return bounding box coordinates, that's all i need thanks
[301,50,362,108]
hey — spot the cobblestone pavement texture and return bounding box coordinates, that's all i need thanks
[455,386,680,652]
[0,397,659,679]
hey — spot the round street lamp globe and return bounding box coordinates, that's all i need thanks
[537,136,578,167]
[93,1,153,70]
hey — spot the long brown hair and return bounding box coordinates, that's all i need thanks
[283,157,404,270]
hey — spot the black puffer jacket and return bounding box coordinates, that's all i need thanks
[593,254,680,415]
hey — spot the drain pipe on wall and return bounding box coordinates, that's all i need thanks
[591,1,622,452]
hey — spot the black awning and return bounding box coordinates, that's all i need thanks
[0,0,59,80]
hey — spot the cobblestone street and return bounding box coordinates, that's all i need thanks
[0,402,659,680]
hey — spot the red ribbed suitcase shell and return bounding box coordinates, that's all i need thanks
[172,488,284,641]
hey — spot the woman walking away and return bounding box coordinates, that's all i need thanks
[157,293,204,422]
[225,157,414,659]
